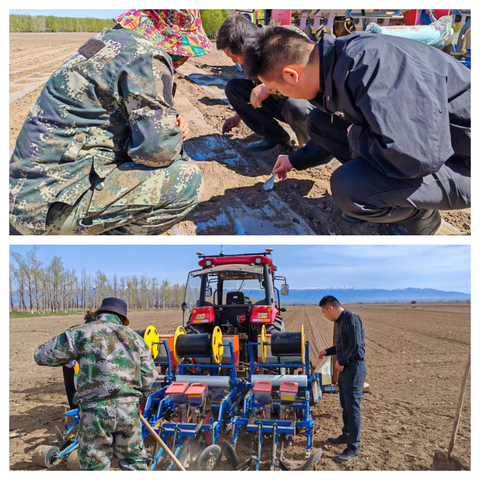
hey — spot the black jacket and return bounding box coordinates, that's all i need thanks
[292,33,470,179]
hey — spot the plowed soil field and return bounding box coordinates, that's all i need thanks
[9,32,471,235]
[9,304,471,470]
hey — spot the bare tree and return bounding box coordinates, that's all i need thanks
[9,247,188,314]
[12,249,34,312]
[9,264,16,311]
[113,274,118,298]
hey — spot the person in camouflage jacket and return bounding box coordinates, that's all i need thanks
[10,10,212,235]
[34,297,158,470]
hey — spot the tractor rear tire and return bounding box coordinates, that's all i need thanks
[32,445,60,468]
[66,450,80,470]
[266,316,284,334]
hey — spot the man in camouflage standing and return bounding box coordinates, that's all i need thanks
[10,10,211,235]
[34,297,158,470]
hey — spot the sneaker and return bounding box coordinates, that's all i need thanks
[387,209,441,235]
[328,434,349,445]
[334,448,358,463]
[247,137,290,152]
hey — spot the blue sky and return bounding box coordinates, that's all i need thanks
[9,245,471,294]
[10,9,126,19]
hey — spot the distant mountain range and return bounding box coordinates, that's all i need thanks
[248,287,470,304]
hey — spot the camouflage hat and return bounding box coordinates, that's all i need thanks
[94,297,130,326]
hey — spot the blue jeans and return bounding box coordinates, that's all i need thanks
[338,360,367,452]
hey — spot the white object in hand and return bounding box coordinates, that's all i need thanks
[263,174,277,191]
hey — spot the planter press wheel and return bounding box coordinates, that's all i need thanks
[197,444,222,471]
[32,445,61,468]
[66,450,80,470]
[222,441,239,469]
[301,448,323,470]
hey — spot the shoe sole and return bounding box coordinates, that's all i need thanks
[387,215,442,235]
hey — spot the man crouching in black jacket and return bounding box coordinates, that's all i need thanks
[242,27,471,235]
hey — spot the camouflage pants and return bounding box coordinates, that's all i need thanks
[14,159,203,235]
[78,400,148,471]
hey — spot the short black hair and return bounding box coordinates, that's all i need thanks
[216,15,259,55]
[319,296,342,308]
[243,26,315,80]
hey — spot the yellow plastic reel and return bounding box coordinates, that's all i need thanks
[301,324,306,366]
[211,326,224,365]
[174,326,186,364]
[260,325,268,363]
[143,325,160,360]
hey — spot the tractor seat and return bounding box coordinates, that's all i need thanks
[226,292,244,305]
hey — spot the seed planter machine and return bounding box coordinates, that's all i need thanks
[223,325,323,471]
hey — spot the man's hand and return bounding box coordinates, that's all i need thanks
[222,114,242,134]
[318,350,327,360]
[272,155,293,180]
[250,84,271,109]
[347,124,353,136]
[176,116,190,141]
[334,361,344,372]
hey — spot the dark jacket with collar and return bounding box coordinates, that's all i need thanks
[293,33,470,179]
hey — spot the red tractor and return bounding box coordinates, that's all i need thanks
[181,249,289,363]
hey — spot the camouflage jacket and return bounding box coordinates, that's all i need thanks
[10,27,183,232]
[34,313,158,406]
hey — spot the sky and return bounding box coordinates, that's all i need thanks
[10,9,126,19]
[9,245,471,294]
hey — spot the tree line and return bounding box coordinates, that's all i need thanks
[9,14,115,33]
[10,247,185,314]
[10,10,265,36]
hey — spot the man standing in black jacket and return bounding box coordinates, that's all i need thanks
[318,296,367,464]
[242,27,470,235]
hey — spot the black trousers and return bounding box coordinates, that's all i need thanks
[225,78,315,146]
[338,360,367,452]
[306,109,471,223]
[62,365,78,410]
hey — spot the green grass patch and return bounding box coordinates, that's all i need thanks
[200,10,265,38]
